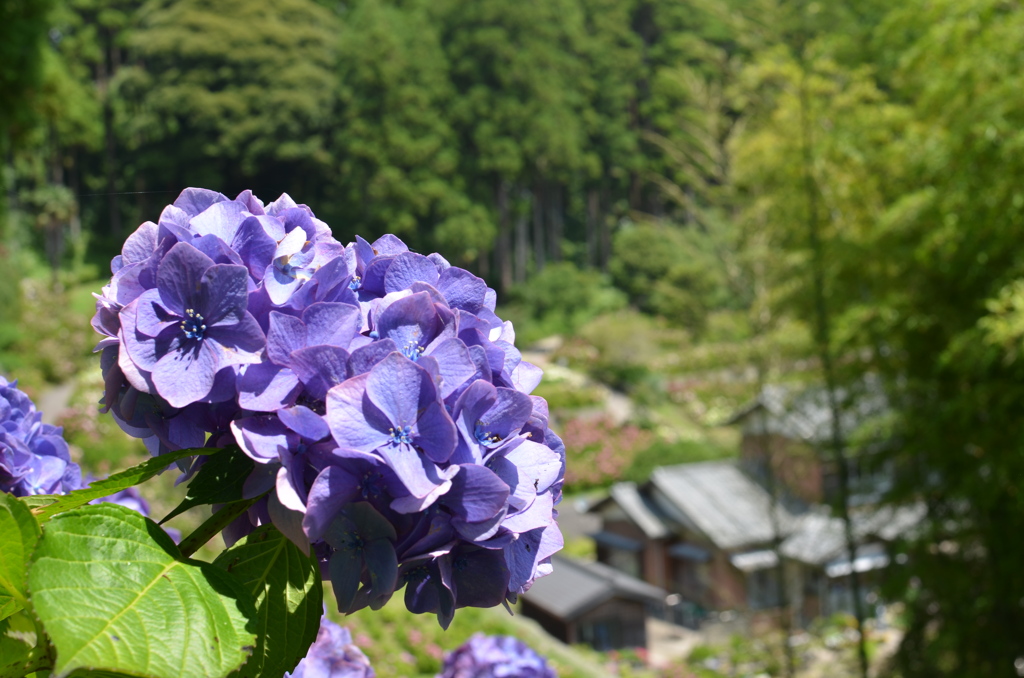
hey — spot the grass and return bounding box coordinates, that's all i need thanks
[332,590,615,678]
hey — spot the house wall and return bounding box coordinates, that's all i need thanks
[741,433,824,505]
[575,598,650,650]
[596,512,668,589]
[710,550,747,609]
[520,599,573,644]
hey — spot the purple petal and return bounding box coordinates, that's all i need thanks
[232,216,279,279]
[238,362,301,411]
[379,444,447,499]
[348,340,397,376]
[206,313,265,365]
[199,264,251,326]
[442,464,509,523]
[413,400,457,464]
[365,354,432,428]
[503,439,563,494]
[191,234,246,268]
[452,510,506,543]
[152,341,219,407]
[156,243,215,313]
[278,405,330,441]
[375,292,440,350]
[268,485,310,554]
[451,548,509,609]
[135,289,178,337]
[303,465,362,542]
[437,267,489,313]
[501,492,554,534]
[302,302,361,347]
[360,256,395,296]
[423,339,478,400]
[506,524,563,594]
[511,361,544,394]
[291,345,351,401]
[122,222,159,265]
[384,252,440,293]
[173,187,228,216]
[267,312,308,366]
[329,545,363,614]
[189,200,249,243]
[326,374,390,452]
[371,234,409,256]
[230,415,290,464]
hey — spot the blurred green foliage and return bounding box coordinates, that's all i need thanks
[5,0,1024,673]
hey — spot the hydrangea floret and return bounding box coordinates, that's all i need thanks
[0,376,81,496]
[92,188,565,627]
[285,617,375,678]
[437,634,557,678]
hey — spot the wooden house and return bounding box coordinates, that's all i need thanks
[520,555,667,650]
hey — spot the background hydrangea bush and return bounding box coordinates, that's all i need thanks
[0,188,565,678]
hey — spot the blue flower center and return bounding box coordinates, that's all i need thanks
[401,340,425,361]
[389,425,413,445]
[335,530,365,553]
[275,254,312,281]
[360,471,386,499]
[405,564,432,584]
[181,309,207,340]
[475,423,503,448]
[348,275,361,291]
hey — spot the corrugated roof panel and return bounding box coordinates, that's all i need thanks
[652,461,793,550]
[610,482,670,539]
[521,556,666,620]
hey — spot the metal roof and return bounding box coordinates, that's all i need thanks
[781,503,925,566]
[606,482,671,539]
[730,550,780,572]
[668,542,711,562]
[780,511,846,565]
[650,461,795,551]
[521,556,666,621]
[726,378,890,446]
[825,543,890,578]
[590,530,643,552]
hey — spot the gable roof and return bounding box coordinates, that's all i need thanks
[726,378,889,446]
[781,503,926,566]
[650,460,795,551]
[521,556,666,620]
[588,481,670,539]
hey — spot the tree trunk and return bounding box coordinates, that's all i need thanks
[586,187,599,268]
[102,28,122,238]
[532,181,545,273]
[547,182,562,263]
[599,185,611,271]
[495,177,512,292]
[514,187,528,284]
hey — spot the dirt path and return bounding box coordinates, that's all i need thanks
[38,379,76,426]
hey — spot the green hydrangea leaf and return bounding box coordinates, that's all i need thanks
[0,594,19,624]
[0,493,40,606]
[29,447,215,521]
[212,523,323,678]
[28,503,256,678]
[0,611,41,677]
[160,446,254,524]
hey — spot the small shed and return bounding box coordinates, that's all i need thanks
[520,555,667,651]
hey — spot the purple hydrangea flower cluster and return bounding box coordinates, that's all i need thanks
[285,617,374,678]
[438,634,557,678]
[93,188,565,626]
[0,377,81,496]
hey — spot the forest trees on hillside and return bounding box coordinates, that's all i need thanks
[6,0,1024,675]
